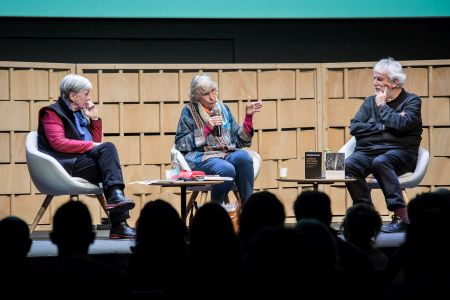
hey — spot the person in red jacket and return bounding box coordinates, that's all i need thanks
[38,74,135,239]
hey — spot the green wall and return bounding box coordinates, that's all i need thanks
[2,0,450,18]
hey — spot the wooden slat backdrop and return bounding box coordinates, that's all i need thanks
[0,61,448,229]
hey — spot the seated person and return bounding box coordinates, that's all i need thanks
[38,74,135,239]
[175,73,263,204]
[345,57,422,233]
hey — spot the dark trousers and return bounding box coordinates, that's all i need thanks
[345,148,417,211]
[72,142,129,223]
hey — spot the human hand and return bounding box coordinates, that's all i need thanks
[92,142,102,147]
[375,86,387,107]
[83,101,99,120]
[245,96,263,116]
[206,115,223,129]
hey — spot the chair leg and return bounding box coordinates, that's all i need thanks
[402,189,409,203]
[29,195,54,234]
[95,194,108,215]
[187,191,199,225]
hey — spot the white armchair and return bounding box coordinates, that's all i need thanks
[339,136,430,201]
[25,131,107,233]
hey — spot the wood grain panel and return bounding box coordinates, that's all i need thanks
[260,131,297,160]
[0,195,11,219]
[12,194,51,225]
[163,103,185,133]
[299,129,316,156]
[0,101,29,131]
[0,164,30,194]
[141,135,175,164]
[101,73,139,102]
[123,103,160,133]
[431,127,450,156]
[254,159,278,189]
[421,98,450,126]
[280,99,315,128]
[327,98,362,127]
[259,70,295,99]
[347,68,372,98]
[0,69,9,100]
[421,157,450,185]
[299,69,316,99]
[124,164,161,194]
[0,133,10,163]
[142,72,179,102]
[328,186,348,216]
[327,128,345,152]
[103,136,140,165]
[253,100,277,130]
[403,67,428,97]
[433,67,450,96]
[327,69,344,99]
[82,73,98,102]
[221,71,257,100]
[97,104,119,134]
[13,132,27,163]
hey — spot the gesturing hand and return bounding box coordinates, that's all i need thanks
[246,96,263,116]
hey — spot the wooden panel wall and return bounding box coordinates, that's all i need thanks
[1,60,449,229]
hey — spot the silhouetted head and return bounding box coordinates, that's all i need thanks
[50,200,95,256]
[293,190,332,226]
[239,191,285,244]
[408,190,450,224]
[189,202,238,259]
[0,216,32,264]
[341,203,382,248]
[135,199,187,254]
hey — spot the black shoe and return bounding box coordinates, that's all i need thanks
[109,221,136,239]
[106,189,135,211]
[381,215,408,233]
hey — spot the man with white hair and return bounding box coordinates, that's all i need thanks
[345,57,422,233]
[37,74,135,239]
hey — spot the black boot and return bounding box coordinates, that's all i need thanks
[109,221,136,239]
[106,189,135,211]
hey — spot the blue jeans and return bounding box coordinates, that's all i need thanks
[345,148,417,211]
[193,150,254,204]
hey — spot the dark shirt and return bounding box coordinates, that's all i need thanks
[350,89,422,154]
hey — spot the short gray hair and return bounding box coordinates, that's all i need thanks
[189,73,218,102]
[373,57,406,86]
[60,74,92,98]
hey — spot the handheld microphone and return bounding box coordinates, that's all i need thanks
[211,106,222,137]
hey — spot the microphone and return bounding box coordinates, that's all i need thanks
[211,106,222,137]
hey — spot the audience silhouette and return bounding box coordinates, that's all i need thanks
[1,216,33,296]
[189,202,241,298]
[46,200,125,298]
[126,199,188,298]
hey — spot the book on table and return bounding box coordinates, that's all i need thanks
[324,152,345,179]
[305,152,322,179]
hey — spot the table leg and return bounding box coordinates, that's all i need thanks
[313,183,319,191]
[180,186,187,224]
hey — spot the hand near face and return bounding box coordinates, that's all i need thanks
[375,86,387,107]
[246,97,263,116]
[83,101,99,120]
[206,115,223,129]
